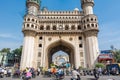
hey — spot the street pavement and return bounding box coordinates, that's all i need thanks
[0,75,120,80]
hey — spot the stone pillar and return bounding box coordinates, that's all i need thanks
[74,40,81,69]
[84,31,99,68]
[20,31,36,70]
[74,51,81,69]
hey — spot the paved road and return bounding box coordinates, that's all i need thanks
[0,75,120,80]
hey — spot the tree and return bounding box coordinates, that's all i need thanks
[114,50,120,63]
[12,46,22,57]
[110,45,120,63]
[110,45,114,50]
[0,48,10,53]
[95,63,105,68]
[12,46,22,64]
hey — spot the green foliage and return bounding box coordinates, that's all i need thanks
[0,46,22,65]
[0,48,10,53]
[110,45,120,63]
[12,46,22,60]
[114,50,120,63]
[79,66,83,69]
[95,63,105,68]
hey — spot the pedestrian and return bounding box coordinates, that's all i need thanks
[57,68,64,79]
[98,67,102,76]
[26,71,32,80]
[7,68,12,77]
[93,68,99,80]
[71,68,80,80]
[37,67,40,76]
[4,68,7,77]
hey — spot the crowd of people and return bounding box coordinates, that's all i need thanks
[0,66,40,80]
[0,63,120,80]
[0,67,12,78]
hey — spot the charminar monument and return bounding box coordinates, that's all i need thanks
[20,0,100,70]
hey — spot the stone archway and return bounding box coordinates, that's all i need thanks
[46,40,75,68]
[54,54,69,66]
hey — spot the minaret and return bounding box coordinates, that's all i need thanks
[81,0,100,68]
[20,0,40,70]
[81,0,94,15]
[26,0,40,15]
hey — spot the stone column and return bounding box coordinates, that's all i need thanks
[74,51,81,69]
[33,35,39,69]
[20,31,36,70]
[83,36,87,68]
[74,38,81,69]
[84,31,99,68]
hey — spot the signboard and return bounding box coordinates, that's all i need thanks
[98,54,113,59]
[101,50,112,54]
[98,50,114,63]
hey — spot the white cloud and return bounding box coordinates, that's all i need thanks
[0,34,16,39]
[0,33,23,41]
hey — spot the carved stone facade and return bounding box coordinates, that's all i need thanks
[20,0,100,70]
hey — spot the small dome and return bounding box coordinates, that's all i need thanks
[74,8,79,11]
[43,7,48,12]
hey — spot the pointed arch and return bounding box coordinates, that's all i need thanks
[46,40,75,68]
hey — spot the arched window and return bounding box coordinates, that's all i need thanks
[87,19,89,22]
[65,25,69,30]
[78,25,81,30]
[84,20,85,23]
[79,44,83,48]
[95,18,97,21]
[27,24,29,27]
[84,26,86,29]
[40,25,44,30]
[46,25,50,30]
[91,24,94,27]
[35,26,37,29]
[27,18,30,21]
[91,18,93,21]
[39,36,42,40]
[71,25,75,30]
[32,19,35,22]
[53,25,57,30]
[39,44,42,47]
[79,36,82,40]
[31,24,34,28]
[96,24,98,27]
[87,24,90,28]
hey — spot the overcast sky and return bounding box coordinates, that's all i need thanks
[0,0,120,51]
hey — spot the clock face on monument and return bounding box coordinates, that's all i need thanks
[59,25,63,30]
